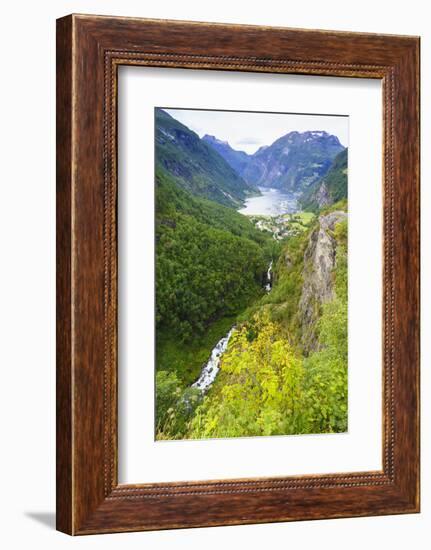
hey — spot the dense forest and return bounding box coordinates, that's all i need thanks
[154,109,348,440]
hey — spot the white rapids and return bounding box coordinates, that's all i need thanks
[191,260,273,393]
[191,328,235,393]
[265,260,273,292]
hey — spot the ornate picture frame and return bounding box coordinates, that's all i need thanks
[56,14,420,534]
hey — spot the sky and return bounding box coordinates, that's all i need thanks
[162,108,349,154]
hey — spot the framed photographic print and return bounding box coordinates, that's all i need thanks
[56,14,420,535]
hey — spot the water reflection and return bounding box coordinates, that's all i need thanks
[238,187,299,216]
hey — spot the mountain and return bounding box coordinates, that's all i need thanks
[300,148,348,212]
[155,109,258,208]
[242,131,344,193]
[202,129,345,198]
[202,135,251,175]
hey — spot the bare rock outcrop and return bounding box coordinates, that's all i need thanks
[315,182,331,209]
[298,211,347,354]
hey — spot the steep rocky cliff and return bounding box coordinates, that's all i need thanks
[313,182,331,209]
[300,148,348,212]
[242,131,344,193]
[202,134,251,175]
[298,211,347,353]
[203,128,345,196]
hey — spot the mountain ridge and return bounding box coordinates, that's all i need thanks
[157,109,347,211]
[202,134,251,176]
[203,129,345,196]
[155,109,258,208]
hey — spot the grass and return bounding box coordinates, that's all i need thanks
[289,221,308,231]
[283,212,315,224]
[297,212,315,224]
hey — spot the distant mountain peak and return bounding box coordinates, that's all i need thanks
[203,134,228,145]
[305,130,329,137]
[202,134,251,176]
[242,130,345,192]
[155,110,258,208]
[203,134,237,150]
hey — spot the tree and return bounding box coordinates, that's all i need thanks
[189,314,306,438]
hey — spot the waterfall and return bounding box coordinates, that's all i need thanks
[190,260,274,393]
[265,260,273,292]
[191,328,235,393]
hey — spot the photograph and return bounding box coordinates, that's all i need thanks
[0,1,423,544]
[154,107,349,441]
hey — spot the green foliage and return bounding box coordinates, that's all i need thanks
[239,225,313,341]
[155,370,182,431]
[157,316,236,386]
[189,268,348,439]
[184,218,348,439]
[301,218,348,433]
[325,147,348,203]
[300,148,348,212]
[189,315,306,438]
[156,167,272,247]
[155,370,203,439]
[154,112,348,441]
[155,166,277,440]
[319,197,348,216]
[288,211,316,225]
[300,298,347,433]
[155,109,258,208]
[156,168,273,342]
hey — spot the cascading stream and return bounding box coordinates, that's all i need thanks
[191,328,235,393]
[265,260,273,292]
[191,259,274,393]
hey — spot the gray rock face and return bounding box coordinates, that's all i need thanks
[298,211,347,354]
[204,128,345,196]
[202,134,250,175]
[315,182,331,208]
[300,148,348,213]
[242,131,344,193]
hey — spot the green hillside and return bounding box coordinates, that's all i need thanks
[300,148,348,212]
[155,167,278,375]
[155,109,259,208]
[187,205,348,439]
[154,111,348,441]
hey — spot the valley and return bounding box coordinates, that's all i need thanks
[154,108,348,441]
